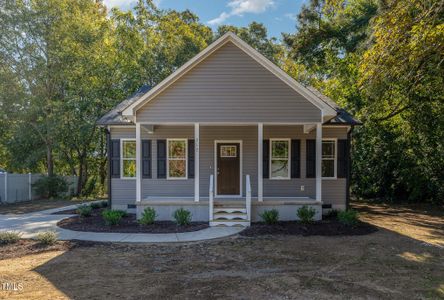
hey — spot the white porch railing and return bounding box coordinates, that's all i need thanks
[209,174,214,221]
[246,174,251,223]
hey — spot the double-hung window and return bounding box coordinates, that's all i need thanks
[322,139,336,178]
[270,139,290,179]
[167,139,187,179]
[121,140,136,178]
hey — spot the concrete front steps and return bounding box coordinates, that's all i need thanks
[210,205,250,227]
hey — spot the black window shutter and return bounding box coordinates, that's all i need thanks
[337,139,348,178]
[157,140,167,179]
[291,139,301,178]
[188,139,195,178]
[306,140,316,178]
[110,139,120,178]
[263,140,269,178]
[142,140,152,178]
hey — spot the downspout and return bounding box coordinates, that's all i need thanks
[346,125,354,210]
[105,128,112,208]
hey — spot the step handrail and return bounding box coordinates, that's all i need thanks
[246,174,251,222]
[209,174,214,221]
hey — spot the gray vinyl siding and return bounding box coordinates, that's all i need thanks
[109,125,348,207]
[199,126,258,197]
[136,42,322,123]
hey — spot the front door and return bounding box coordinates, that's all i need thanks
[216,143,240,196]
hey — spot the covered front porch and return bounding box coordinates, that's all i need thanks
[130,122,326,226]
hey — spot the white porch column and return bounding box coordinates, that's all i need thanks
[136,123,142,202]
[316,123,322,202]
[258,123,263,201]
[194,123,200,202]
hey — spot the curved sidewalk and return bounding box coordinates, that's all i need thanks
[0,204,243,243]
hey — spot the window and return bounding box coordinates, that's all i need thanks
[220,145,237,157]
[121,140,136,178]
[270,139,290,179]
[322,140,336,178]
[167,139,187,179]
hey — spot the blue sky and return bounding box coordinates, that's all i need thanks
[103,0,306,39]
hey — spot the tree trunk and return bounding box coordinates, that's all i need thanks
[47,146,54,176]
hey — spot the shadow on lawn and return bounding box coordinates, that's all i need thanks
[30,225,444,299]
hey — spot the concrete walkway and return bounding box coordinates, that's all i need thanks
[0,203,243,243]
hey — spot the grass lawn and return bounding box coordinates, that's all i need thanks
[0,201,443,299]
[0,198,101,215]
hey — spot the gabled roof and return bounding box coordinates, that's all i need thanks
[120,32,337,119]
[97,85,151,126]
[98,32,361,126]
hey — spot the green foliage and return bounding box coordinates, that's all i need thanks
[102,210,124,226]
[259,209,279,225]
[337,210,359,226]
[297,206,316,223]
[325,209,339,219]
[139,207,157,225]
[89,202,102,209]
[32,176,69,199]
[101,201,108,208]
[0,231,22,245]
[36,231,58,245]
[173,208,192,226]
[76,205,93,217]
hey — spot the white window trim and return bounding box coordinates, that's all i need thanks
[120,139,137,180]
[166,138,188,180]
[269,138,291,180]
[322,138,337,180]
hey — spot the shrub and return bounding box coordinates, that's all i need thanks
[36,231,58,245]
[0,231,22,245]
[102,210,123,226]
[139,207,157,225]
[325,209,339,219]
[76,205,93,217]
[173,208,192,226]
[115,210,128,218]
[32,175,69,199]
[338,210,359,226]
[259,209,279,224]
[89,202,102,209]
[297,205,316,223]
[100,201,108,208]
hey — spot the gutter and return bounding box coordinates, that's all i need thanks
[346,125,354,210]
[105,128,112,208]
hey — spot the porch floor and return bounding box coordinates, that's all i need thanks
[139,196,320,206]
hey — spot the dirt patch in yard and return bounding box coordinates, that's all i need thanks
[0,230,443,299]
[240,219,377,237]
[0,240,77,261]
[57,208,209,233]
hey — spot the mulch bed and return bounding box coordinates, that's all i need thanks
[57,208,209,233]
[240,219,378,237]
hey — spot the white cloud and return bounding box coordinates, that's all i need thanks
[284,13,297,20]
[208,0,275,25]
[103,0,137,10]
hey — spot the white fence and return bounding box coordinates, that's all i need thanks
[0,173,78,204]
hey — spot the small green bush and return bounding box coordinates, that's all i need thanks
[259,209,279,224]
[139,207,157,225]
[325,209,339,218]
[0,231,22,245]
[297,205,316,223]
[100,201,108,208]
[36,231,58,245]
[90,202,102,209]
[76,205,93,217]
[102,209,123,226]
[115,210,128,218]
[338,210,359,226]
[173,208,192,226]
[32,175,69,198]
